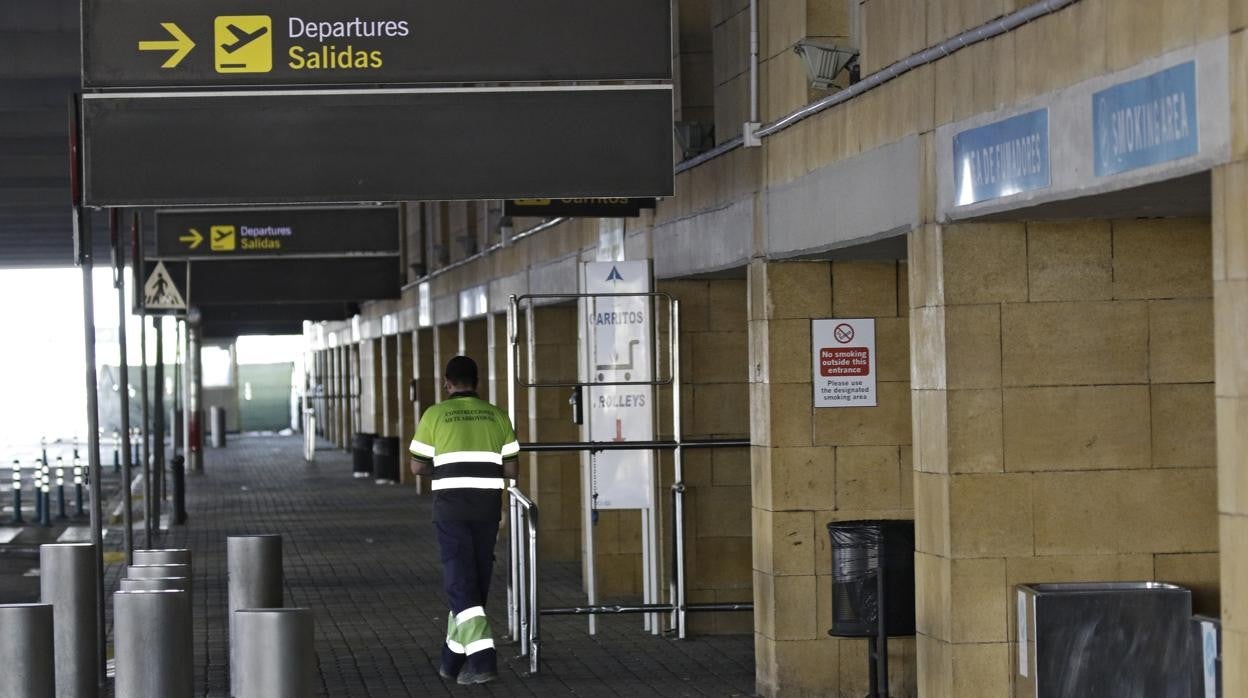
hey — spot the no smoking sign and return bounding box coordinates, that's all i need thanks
[812,318,877,408]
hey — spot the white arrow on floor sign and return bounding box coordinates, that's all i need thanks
[144,261,186,310]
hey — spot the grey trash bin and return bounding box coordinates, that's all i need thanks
[1015,582,1193,698]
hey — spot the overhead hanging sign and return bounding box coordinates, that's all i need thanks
[582,260,655,510]
[504,198,657,218]
[812,318,877,408]
[952,108,1050,206]
[82,0,672,88]
[1093,61,1199,177]
[154,207,400,258]
[81,87,674,206]
[142,257,399,306]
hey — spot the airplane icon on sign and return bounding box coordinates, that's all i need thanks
[220,23,269,53]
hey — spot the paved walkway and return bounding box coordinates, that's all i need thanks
[150,435,755,697]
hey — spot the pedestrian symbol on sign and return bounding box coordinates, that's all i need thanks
[143,261,186,310]
[833,323,855,344]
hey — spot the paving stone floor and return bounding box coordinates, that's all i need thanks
[143,434,756,697]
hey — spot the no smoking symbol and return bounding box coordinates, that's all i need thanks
[833,323,855,344]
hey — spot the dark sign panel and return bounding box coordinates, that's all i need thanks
[83,87,674,206]
[155,207,400,258]
[504,198,657,218]
[141,257,400,308]
[200,302,358,338]
[82,0,671,88]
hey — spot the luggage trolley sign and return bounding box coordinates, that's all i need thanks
[583,261,655,510]
[812,318,877,408]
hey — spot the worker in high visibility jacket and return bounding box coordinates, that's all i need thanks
[409,355,519,685]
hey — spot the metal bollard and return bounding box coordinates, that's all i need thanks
[40,543,99,698]
[113,590,193,698]
[228,535,283,698]
[73,459,85,517]
[32,461,43,524]
[0,603,55,698]
[128,564,192,594]
[119,577,189,592]
[55,459,67,520]
[234,609,314,698]
[112,431,120,474]
[171,456,187,525]
[133,548,192,566]
[39,467,51,528]
[11,460,23,524]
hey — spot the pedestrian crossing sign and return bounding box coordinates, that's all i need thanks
[144,261,186,310]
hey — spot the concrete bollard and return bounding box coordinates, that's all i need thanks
[0,603,54,698]
[113,590,193,698]
[234,609,314,698]
[39,543,98,698]
[228,535,283,697]
[119,577,189,592]
[133,548,192,567]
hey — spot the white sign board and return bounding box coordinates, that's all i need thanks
[812,318,877,408]
[581,260,654,509]
[143,261,186,310]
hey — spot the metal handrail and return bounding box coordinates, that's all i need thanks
[508,486,540,675]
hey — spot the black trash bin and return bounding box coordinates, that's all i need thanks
[351,433,376,478]
[827,519,915,698]
[372,436,401,484]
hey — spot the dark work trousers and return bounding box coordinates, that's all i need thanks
[436,519,501,674]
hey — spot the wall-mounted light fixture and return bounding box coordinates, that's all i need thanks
[794,40,860,90]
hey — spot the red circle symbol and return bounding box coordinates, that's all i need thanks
[833,323,855,344]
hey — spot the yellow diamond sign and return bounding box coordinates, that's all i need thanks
[214,15,272,74]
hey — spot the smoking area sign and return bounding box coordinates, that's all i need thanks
[812,318,877,408]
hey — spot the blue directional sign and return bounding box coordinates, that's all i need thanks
[953,109,1050,206]
[1093,61,1199,177]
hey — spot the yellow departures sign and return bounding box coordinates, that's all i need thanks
[214,16,273,73]
[179,228,203,250]
[137,22,195,68]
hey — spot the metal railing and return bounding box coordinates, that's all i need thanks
[508,486,540,675]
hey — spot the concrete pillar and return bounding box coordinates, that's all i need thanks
[907,220,1217,696]
[748,260,915,697]
[1214,155,1248,694]
[338,346,349,449]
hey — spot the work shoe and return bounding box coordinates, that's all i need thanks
[456,670,499,685]
[437,666,458,681]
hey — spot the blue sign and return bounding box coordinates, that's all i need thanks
[1094,61,1199,177]
[953,109,1050,206]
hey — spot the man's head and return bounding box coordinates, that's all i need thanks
[444,355,479,394]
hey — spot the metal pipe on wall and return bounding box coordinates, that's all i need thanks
[111,209,135,564]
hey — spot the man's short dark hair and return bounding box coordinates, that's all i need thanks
[445,356,479,390]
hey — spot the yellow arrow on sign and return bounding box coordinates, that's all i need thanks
[138,22,195,68]
[179,228,203,249]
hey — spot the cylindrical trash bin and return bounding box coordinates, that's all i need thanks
[39,543,98,698]
[372,436,400,484]
[113,590,193,698]
[234,608,314,698]
[351,433,375,478]
[210,407,227,448]
[827,520,916,637]
[228,535,284,698]
[0,603,54,698]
